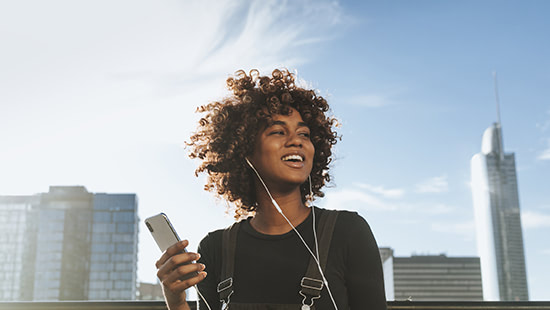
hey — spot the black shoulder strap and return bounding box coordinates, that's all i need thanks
[300,208,339,301]
[218,221,240,304]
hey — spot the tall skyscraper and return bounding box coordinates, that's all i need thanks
[471,122,529,301]
[0,186,138,301]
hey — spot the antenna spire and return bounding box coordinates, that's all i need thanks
[492,71,504,159]
[493,71,502,126]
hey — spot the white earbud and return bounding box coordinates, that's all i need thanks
[245,157,254,169]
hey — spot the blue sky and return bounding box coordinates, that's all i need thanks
[1,0,549,300]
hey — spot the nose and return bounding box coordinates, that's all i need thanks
[285,132,303,148]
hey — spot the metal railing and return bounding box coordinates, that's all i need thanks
[1,301,550,310]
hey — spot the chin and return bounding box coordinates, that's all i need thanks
[285,176,309,186]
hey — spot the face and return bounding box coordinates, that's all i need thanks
[249,107,315,189]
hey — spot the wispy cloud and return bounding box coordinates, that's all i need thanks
[107,0,348,96]
[521,210,550,229]
[323,183,455,215]
[431,220,475,239]
[354,182,405,198]
[0,0,348,157]
[419,203,455,215]
[536,110,550,160]
[538,149,550,160]
[537,139,550,160]
[415,175,449,193]
[192,0,347,76]
[323,188,399,212]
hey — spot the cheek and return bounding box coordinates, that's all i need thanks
[252,141,277,164]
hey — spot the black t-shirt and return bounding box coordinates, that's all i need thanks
[197,207,387,310]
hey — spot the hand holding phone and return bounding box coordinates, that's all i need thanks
[145,213,203,280]
[145,213,207,309]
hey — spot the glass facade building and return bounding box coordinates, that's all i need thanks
[379,248,482,301]
[0,186,138,301]
[471,123,528,301]
[392,255,483,301]
[0,195,39,301]
[88,194,139,300]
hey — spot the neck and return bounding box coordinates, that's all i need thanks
[250,184,310,235]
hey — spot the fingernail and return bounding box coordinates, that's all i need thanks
[200,263,206,270]
[195,253,201,260]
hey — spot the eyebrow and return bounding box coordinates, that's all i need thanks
[269,120,309,128]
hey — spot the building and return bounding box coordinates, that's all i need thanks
[88,192,139,300]
[471,122,529,301]
[0,186,138,301]
[33,187,94,300]
[380,249,483,301]
[393,254,483,301]
[379,247,395,300]
[0,195,40,301]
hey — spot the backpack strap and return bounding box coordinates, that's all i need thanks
[299,208,339,308]
[218,221,241,306]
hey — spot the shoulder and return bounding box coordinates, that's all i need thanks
[317,207,371,234]
[197,220,245,254]
[197,228,224,256]
[196,227,229,280]
[317,207,378,250]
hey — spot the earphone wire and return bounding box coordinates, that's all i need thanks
[309,176,338,309]
[247,158,339,310]
[308,176,320,265]
[194,284,212,310]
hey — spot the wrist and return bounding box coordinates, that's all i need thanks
[167,301,190,310]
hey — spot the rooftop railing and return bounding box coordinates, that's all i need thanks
[1,301,550,310]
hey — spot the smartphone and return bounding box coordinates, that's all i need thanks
[145,213,183,252]
[145,213,199,281]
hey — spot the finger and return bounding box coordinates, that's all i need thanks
[157,252,200,280]
[171,251,201,267]
[155,240,189,268]
[164,262,206,285]
[166,271,208,293]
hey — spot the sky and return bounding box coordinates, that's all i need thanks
[1,0,549,301]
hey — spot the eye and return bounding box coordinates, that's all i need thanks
[299,132,310,138]
[269,130,285,136]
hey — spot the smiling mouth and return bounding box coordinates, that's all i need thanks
[281,154,304,162]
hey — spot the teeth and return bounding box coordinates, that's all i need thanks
[282,154,304,162]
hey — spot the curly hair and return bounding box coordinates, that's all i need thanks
[187,69,339,219]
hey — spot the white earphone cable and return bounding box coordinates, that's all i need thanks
[246,158,339,310]
[194,284,212,310]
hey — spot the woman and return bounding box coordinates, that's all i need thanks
[155,69,386,310]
